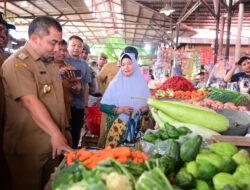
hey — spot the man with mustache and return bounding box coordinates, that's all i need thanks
[1,16,71,189]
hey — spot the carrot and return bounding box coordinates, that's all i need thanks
[76,148,88,157]
[65,151,76,165]
[79,152,92,162]
[83,156,98,166]
[113,147,131,158]
[133,158,139,164]
[93,147,112,156]
[117,156,128,163]
[140,152,148,160]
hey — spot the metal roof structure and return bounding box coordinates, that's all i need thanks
[0,0,250,47]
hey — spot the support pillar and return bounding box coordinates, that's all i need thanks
[218,16,225,56]
[235,3,244,62]
[225,0,233,62]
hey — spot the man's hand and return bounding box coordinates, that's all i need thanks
[51,133,72,159]
[232,61,238,70]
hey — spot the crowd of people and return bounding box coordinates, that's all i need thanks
[0,15,152,190]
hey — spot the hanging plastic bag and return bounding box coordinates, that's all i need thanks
[123,111,141,144]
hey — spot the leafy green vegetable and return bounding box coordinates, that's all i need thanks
[142,132,158,143]
[164,122,176,131]
[52,161,86,190]
[206,87,250,106]
[167,128,180,139]
[155,90,166,98]
[176,127,192,136]
[135,167,173,190]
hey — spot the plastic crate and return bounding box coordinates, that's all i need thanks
[85,104,101,135]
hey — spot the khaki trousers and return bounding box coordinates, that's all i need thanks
[5,153,59,190]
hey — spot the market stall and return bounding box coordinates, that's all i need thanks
[49,78,250,189]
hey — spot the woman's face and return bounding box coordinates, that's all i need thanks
[121,57,135,77]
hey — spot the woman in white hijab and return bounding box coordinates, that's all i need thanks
[100,53,151,147]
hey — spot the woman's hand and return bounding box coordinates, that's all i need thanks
[118,106,134,115]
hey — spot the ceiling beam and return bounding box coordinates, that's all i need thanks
[9,1,34,16]
[28,1,48,15]
[200,0,217,18]
[177,0,202,25]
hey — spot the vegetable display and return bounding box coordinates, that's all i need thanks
[152,76,196,96]
[52,139,250,190]
[206,87,250,106]
[154,89,209,99]
[51,88,250,190]
[146,98,229,132]
[65,147,148,169]
[183,98,248,111]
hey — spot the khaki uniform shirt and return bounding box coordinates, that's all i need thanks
[55,62,82,122]
[1,42,67,155]
[97,62,120,94]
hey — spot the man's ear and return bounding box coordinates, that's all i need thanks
[30,34,39,44]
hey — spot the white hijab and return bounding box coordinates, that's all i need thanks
[101,53,151,123]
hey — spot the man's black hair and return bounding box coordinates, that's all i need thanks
[28,16,62,38]
[68,35,83,43]
[59,39,67,46]
[122,46,139,60]
[238,56,250,66]
[0,12,15,29]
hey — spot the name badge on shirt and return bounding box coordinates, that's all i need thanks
[43,84,51,94]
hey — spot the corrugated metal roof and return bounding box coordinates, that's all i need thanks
[0,0,249,47]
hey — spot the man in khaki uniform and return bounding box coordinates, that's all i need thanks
[0,12,15,190]
[54,39,82,147]
[1,16,71,190]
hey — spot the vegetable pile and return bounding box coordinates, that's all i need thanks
[183,98,248,111]
[65,147,148,169]
[206,87,250,106]
[154,89,209,99]
[145,97,229,139]
[142,123,192,144]
[152,76,196,96]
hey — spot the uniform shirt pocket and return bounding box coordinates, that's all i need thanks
[36,73,55,99]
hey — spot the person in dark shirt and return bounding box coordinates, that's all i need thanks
[224,56,250,94]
